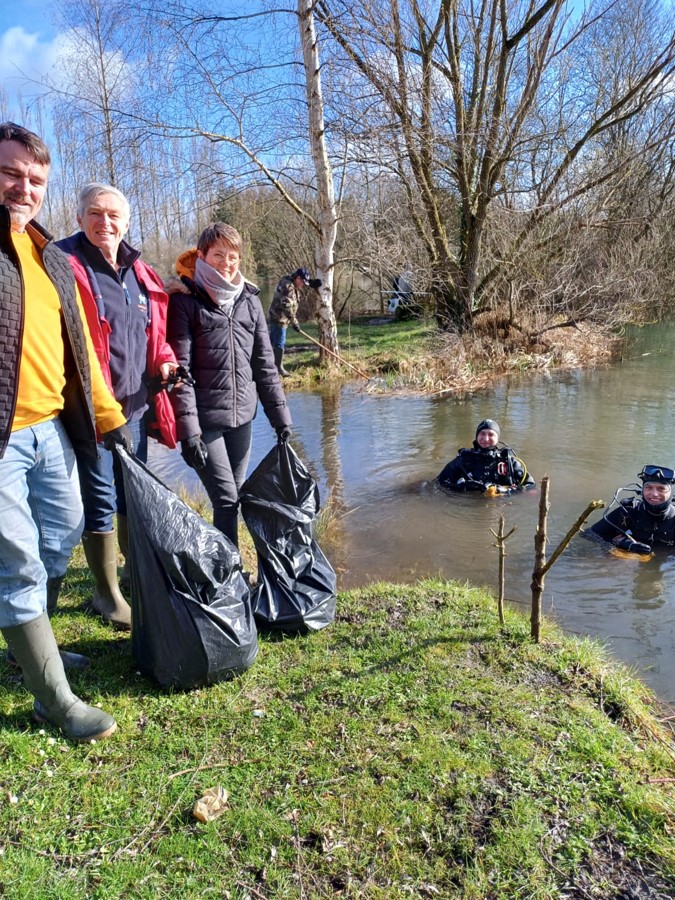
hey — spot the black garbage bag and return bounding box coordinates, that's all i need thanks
[239,441,336,632]
[116,447,258,688]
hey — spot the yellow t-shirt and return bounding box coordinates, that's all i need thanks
[11,230,125,434]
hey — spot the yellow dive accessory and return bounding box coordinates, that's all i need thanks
[609,548,654,562]
[513,456,528,485]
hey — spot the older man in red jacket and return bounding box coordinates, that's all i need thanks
[57,184,177,629]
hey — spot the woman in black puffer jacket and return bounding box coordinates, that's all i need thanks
[166,222,292,546]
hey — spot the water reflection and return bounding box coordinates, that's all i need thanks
[148,326,675,701]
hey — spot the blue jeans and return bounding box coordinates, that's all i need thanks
[195,422,252,546]
[269,323,287,350]
[75,418,147,532]
[0,418,84,627]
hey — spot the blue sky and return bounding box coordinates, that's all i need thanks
[0,1,61,113]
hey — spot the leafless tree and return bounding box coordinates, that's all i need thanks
[117,0,342,355]
[316,0,675,330]
[40,0,222,269]
[35,0,675,338]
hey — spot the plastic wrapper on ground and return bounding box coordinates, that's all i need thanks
[192,786,229,823]
[240,442,336,633]
[117,448,258,688]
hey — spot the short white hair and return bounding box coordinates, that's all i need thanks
[77,182,130,221]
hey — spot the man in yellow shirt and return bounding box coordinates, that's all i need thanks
[0,122,130,742]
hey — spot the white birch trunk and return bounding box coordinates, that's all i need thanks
[298,0,339,360]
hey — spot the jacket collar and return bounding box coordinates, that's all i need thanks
[0,204,53,248]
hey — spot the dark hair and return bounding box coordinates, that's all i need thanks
[0,122,50,166]
[197,222,242,256]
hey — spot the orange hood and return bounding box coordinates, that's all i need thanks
[175,248,198,280]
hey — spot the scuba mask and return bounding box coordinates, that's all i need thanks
[639,466,674,515]
[639,465,675,484]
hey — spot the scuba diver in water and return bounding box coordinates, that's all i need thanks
[586,465,675,555]
[436,419,535,494]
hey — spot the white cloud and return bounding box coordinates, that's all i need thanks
[0,26,62,96]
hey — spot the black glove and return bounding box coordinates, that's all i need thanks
[164,365,195,393]
[308,278,322,290]
[291,322,301,333]
[276,425,292,444]
[181,435,208,470]
[102,425,133,453]
[614,536,652,555]
[148,365,195,395]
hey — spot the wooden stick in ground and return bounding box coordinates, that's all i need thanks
[531,475,550,643]
[540,498,605,576]
[295,326,371,379]
[530,476,605,642]
[490,513,517,626]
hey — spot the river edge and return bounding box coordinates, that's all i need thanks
[1,574,673,897]
[283,315,623,397]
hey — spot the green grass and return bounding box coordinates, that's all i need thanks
[283,316,434,385]
[1,573,673,898]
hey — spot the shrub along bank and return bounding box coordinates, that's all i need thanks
[283,313,618,394]
[1,575,673,898]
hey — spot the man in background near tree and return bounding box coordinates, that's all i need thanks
[0,122,131,742]
[268,267,321,376]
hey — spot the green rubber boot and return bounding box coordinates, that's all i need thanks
[1,613,116,742]
[273,347,289,377]
[116,514,130,593]
[82,531,131,630]
[6,577,89,670]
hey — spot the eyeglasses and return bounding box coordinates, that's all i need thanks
[639,465,675,483]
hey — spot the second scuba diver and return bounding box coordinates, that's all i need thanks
[586,465,675,555]
[436,419,535,494]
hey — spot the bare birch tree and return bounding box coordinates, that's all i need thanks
[298,0,339,359]
[121,0,342,356]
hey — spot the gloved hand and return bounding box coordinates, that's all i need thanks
[102,425,133,453]
[614,536,652,555]
[181,435,208,470]
[291,322,301,333]
[308,278,322,290]
[276,425,292,444]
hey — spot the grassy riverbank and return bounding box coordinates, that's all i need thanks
[1,574,673,899]
[284,313,619,393]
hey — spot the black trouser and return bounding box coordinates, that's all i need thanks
[194,422,252,547]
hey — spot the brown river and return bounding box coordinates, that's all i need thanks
[148,324,675,703]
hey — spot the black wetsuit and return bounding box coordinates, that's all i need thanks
[588,497,675,548]
[437,444,535,493]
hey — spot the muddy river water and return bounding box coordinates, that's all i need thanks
[148,325,675,702]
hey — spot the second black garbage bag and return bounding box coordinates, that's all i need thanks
[116,447,258,688]
[239,441,337,632]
